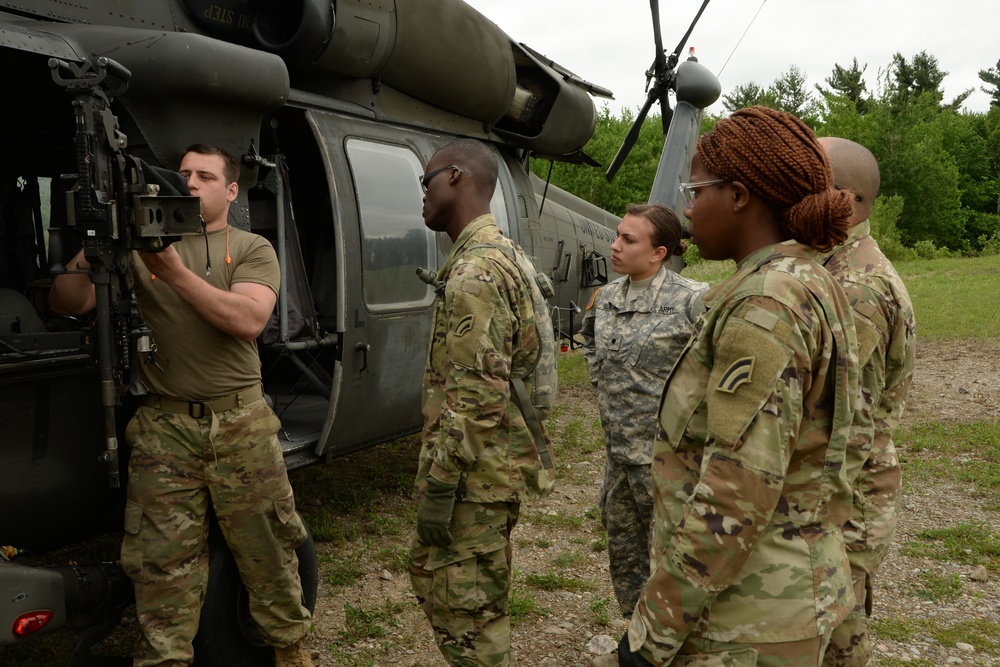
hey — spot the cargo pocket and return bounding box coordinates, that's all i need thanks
[120,499,147,583]
[273,491,307,553]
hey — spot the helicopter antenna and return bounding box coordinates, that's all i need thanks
[718,0,768,78]
[605,0,712,182]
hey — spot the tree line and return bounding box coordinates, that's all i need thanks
[531,52,1000,261]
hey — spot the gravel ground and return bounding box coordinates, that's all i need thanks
[303,340,1000,667]
[4,339,998,666]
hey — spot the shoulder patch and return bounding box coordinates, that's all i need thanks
[585,287,602,311]
[717,357,755,393]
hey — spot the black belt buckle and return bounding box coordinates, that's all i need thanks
[189,401,206,419]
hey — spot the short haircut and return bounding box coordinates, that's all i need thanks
[184,143,241,185]
[434,139,498,197]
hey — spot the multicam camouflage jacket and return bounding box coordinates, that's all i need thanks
[628,240,860,665]
[823,221,916,571]
[414,215,554,504]
[581,265,708,465]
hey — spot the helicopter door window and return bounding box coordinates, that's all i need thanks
[345,140,435,311]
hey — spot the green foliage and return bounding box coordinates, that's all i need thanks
[894,255,1000,340]
[336,600,406,644]
[868,195,915,261]
[324,553,366,586]
[909,570,963,601]
[553,551,587,567]
[898,421,1000,501]
[590,595,614,625]
[872,616,1000,654]
[508,586,551,625]
[523,570,596,592]
[900,521,1000,572]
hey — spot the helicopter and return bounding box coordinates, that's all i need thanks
[0,0,720,664]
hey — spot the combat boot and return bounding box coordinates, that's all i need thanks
[274,637,315,667]
[590,653,619,667]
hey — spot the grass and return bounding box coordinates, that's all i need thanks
[508,586,551,625]
[334,599,408,644]
[590,595,614,625]
[900,522,1000,572]
[894,254,1000,340]
[898,421,1000,499]
[873,616,1000,653]
[908,570,963,602]
[523,570,597,592]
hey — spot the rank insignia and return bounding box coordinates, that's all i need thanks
[717,357,754,393]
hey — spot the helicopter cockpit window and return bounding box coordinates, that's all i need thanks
[346,140,434,311]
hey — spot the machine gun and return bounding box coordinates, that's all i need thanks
[48,56,203,488]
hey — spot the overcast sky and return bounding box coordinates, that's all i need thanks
[463,0,998,117]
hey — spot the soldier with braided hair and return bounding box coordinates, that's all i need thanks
[593,106,860,667]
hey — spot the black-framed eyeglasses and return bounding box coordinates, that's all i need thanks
[419,164,468,192]
[678,179,727,207]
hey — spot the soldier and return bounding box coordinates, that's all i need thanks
[49,144,315,667]
[594,106,860,667]
[581,202,707,618]
[819,137,916,667]
[408,138,554,666]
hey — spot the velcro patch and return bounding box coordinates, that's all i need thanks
[707,318,792,447]
[716,357,754,393]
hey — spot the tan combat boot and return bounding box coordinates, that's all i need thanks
[274,637,315,667]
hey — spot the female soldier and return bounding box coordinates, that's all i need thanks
[582,202,708,619]
[606,107,860,667]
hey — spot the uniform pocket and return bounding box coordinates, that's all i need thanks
[273,490,307,551]
[120,500,147,583]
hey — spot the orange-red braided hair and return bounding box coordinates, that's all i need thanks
[697,106,853,251]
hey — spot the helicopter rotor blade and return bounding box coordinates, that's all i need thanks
[650,0,665,76]
[605,85,659,182]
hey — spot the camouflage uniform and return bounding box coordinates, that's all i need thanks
[409,215,554,667]
[626,241,859,667]
[581,265,707,616]
[120,229,311,666]
[821,221,916,667]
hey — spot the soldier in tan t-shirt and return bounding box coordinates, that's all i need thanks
[49,144,314,667]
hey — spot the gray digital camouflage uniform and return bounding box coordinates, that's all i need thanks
[628,241,860,667]
[821,221,916,667]
[409,215,554,667]
[581,265,707,617]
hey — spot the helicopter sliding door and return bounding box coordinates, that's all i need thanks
[307,111,440,458]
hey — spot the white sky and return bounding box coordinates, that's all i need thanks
[463,0,998,117]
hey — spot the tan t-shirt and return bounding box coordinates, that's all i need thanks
[133,226,279,400]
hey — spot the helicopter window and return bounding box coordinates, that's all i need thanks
[346,140,434,311]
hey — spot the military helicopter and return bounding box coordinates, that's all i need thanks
[0,0,719,664]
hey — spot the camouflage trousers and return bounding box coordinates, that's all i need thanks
[821,568,873,667]
[666,634,830,666]
[409,501,519,667]
[599,455,654,617]
[121,398,312,667]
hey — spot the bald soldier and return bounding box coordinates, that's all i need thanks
[408,138,554,666]
[819,137,916,667]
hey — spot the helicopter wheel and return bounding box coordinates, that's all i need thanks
[192,514,319,666]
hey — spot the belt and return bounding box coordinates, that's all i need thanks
[140,384,264,419]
